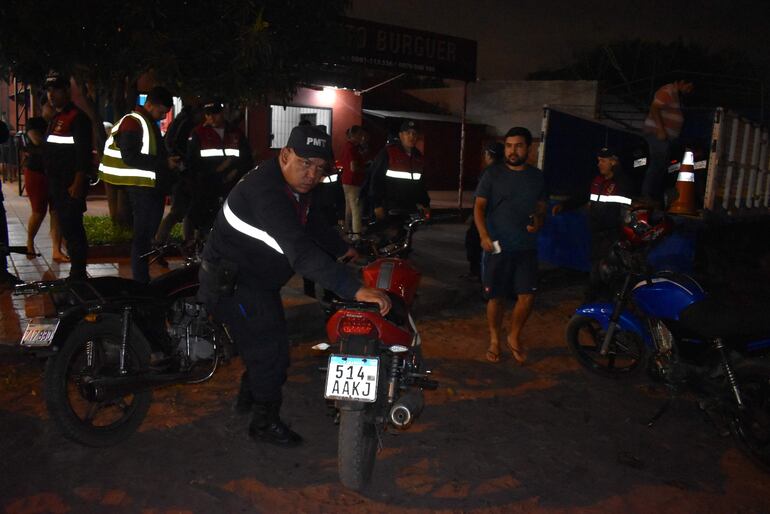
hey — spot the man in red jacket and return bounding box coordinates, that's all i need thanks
[339,125,367,239]
[43,73,93,280]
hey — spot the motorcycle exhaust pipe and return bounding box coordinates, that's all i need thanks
[389,391,424,429]
[80,372,193,402]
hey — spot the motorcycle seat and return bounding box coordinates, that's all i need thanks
[82,277,159,300]
[678,297,770,340]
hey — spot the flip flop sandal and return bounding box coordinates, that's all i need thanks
[485,349,500,363]
[507,341,527,364]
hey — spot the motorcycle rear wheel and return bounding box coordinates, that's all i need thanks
[338,408,378,491]
[44,316,153,447]
[566,315,647,378]
[730,361,770,470]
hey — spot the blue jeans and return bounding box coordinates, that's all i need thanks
[127,187,165,283]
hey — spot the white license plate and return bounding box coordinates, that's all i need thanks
[20,317,60,347]
[324,354,379,402]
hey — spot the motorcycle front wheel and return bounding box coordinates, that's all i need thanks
[338,408,378,491]
[566,315,648,378]
[730,361,770,470]
[44,315,153,447]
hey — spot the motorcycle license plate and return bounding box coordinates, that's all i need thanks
[20,317,60,347]
[324,355,379,402]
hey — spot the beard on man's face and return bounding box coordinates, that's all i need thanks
[505,154,526,167]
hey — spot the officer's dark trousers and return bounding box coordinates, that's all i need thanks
[127,186,165,283]
[211,287,289,402]
[586,230,615,302]
[0,198,9,272]
[55,195,88,280]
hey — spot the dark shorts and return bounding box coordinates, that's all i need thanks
[482,249,538,300]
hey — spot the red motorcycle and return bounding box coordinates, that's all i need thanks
[315,213,439,491]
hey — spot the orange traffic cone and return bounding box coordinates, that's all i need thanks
[668,150,696,215]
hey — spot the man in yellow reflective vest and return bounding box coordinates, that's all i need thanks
[99,87,181,282]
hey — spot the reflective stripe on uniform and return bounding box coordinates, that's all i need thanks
[223,201,284,254]
[322,174,338,183]
[200,148,225,158]
[46,134,75,145]
[99,112,157,187]
[97,163,156,180]
[386,169,420,180]
[224,149,240,157]
[590,193,632,205]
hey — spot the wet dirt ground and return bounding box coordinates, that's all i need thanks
[1,277,769,514]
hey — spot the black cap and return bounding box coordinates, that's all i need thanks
[597,146,620,159]
[44,72,69,90]
[203,100,224,114]
[399,119,418,133]
[287,125,333,161]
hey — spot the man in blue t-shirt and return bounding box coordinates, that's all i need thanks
[474,127,546,364]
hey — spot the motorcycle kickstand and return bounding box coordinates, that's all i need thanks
[646,393,675,428]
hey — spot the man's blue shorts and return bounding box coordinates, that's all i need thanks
[481,249,538,300]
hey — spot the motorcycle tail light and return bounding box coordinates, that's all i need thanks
[339,316,378,337]
[24,294,56,318]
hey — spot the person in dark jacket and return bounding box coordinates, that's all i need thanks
[198,125,391,448]
[368,119,431,220]
[186,100,253,235]
[0,119,21,286]
[552,146,635,301]
[43,73,93,280]
[155,99,200,249]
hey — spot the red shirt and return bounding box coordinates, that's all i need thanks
[340,140,365,186]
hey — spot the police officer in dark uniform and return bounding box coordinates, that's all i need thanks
[43,73,93,280]
[553,146,634,300]
[0,119,21,286]
[186,100,253,234]
[198,125,391,447]
[368,119,431,220]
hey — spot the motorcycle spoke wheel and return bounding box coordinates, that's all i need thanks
[45,316,152,447]
[731,362,770,469]
[65,341,141,429]
[566,315,646,378]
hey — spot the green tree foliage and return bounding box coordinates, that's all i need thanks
[0,0,349,105]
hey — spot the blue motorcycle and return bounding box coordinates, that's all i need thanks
[566,209,770,469]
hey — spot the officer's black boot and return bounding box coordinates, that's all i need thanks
[234,371,254,414]
[249,400,303,447]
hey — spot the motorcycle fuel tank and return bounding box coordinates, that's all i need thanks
[632,272,705,321]
[362,258,421,306]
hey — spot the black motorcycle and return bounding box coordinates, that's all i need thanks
[15,245,231,447]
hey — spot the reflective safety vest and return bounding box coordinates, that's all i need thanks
[46,107,80,146]
[194,125,243,160]
[589,176,632,206]
[322,171,339,184]
[385,144,423,181]
[98,111,158,187]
